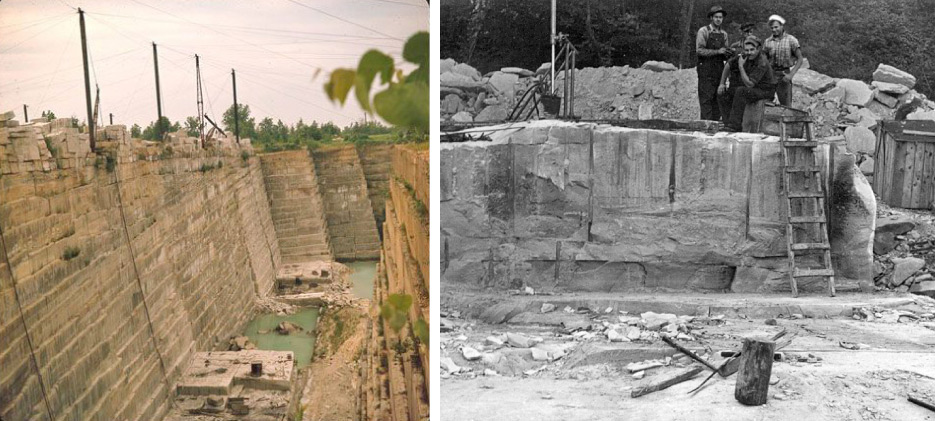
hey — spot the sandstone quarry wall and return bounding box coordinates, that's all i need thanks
[441,121,873,294]
[361,144,430,421]
[259,150,333,264]
[0,118,280,421]
[356,144,392,235]
[312,145,381,260]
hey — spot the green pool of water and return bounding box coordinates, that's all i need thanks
[243,308,319,368]
[346,260,377,299]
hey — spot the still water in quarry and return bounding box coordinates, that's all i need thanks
[242,261,377,368]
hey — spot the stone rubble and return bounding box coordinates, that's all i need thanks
[872,205,935,294]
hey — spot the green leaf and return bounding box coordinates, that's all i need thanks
[402,31,429,67]
[324,69,357,105]
[413,319,429,344]
[387,293,413,312]
[389,312,408,333]
[373,82,429,134]
[355,50,395,112]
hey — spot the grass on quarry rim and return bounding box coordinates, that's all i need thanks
[315,306,364,359]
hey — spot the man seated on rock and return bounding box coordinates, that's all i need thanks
[716,30,750,122]
[763,15,803,107]
[721,36,777,132]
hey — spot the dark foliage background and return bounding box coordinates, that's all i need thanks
[441,0,935,98]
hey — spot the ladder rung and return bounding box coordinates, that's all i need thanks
[793,268,835,278]
[791,242,831,251]
[783,141,819,147]
[790,216,826,223]
[785,166,822,173]
[787,190,825,198]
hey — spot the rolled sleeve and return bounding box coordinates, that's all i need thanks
[696,27,708,53]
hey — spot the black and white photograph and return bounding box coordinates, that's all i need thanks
[439,0,935,419]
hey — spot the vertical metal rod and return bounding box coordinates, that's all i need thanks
[570,49,576,118]
[550,0,556,93]
[23,104,28,122]
[195,54,205,148]
[232,69,240,144]
[563,42,569,118]
[152,42,163,141]
[79,8,95,150]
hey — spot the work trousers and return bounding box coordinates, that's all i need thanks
[717,86,737,125]
[774,69,792,106]
[697,59,724,121]
[727,86,776,130]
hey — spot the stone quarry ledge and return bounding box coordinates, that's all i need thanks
[445,289,918,320]
[176,351,295,396]
[277,261,335,284]
[440,120,875,294]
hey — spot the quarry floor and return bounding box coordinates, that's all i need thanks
[299,305,368,421]
[440,288,935,421]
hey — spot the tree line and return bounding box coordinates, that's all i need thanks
[441,0,935,99]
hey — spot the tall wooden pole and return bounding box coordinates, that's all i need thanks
[79,8,95,150]
[23,104,28,123]
[109,113,113,125]
[195,54,204,148]
[232,69,240,144]
[153,42,163,141]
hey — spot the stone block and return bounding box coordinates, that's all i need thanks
[836,79,873,106]
[872,64,916,89]
[844,126,876,155]
[793,69,836,94]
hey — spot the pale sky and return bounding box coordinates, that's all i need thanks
[0,0,428,129]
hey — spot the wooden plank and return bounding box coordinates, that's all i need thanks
[890,140,907,206]
[924,143,935,209]
[872,127,885,193]
[631,365,705,398]
[909,143,925,209]
[902,141,917,208]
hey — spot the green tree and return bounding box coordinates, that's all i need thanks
[324,31,429,137]
[222,104,257,140]
[41,110,56,120]
[184,116,201,137]
[130,123,142,138]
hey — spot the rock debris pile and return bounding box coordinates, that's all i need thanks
[872,209,935,296]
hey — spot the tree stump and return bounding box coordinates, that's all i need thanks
[734,337,775,405]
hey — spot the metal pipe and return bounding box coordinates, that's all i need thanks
[79,9,95,149]
[570,48,576,118]
[563,41,569,118]
[551,0,556,93]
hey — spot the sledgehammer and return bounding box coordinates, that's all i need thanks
[660,334,738,377]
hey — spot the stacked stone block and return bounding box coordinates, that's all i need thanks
[356,144,393,234]
[313,145,381,260]
[259,151,333,264]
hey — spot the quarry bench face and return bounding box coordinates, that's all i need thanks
[440,120,874,295]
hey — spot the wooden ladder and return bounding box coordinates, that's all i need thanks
[779,114,836,297]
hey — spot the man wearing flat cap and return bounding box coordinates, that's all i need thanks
[695,5,731,121]
[763,14,803,107]
[722,36,777,132]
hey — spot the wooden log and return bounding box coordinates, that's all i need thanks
[908,394,935,413]
[631,365,704,398]
[734,337,776,406]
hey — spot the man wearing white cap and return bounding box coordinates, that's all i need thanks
[763,14,803,107]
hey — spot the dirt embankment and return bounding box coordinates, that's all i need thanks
[298,306,368,421]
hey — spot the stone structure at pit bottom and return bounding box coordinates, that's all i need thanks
[441,121,875,294]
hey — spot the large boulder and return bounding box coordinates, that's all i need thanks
[871,81,910,95]
[451,62,482,80]
[874,90,899,108]
[793,69,836,94]
[844,126,876,154]
[451,111,473,123]
[501,67,534,77]
[641,60,677,72]
[475,104,509,122]
[829,148,876,288]
[872,64,916,89]
[907,109,935,121]
[891,257,925,286]
[488,71,520,98]
[439,58,457,75]
[836,79,874,106]
[440,72,487,91]
[442,93,465,114]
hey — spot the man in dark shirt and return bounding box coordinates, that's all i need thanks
[722,36,777,131]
